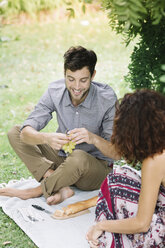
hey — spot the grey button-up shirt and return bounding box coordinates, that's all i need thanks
[22,79,117,163]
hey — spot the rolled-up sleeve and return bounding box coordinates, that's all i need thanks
[99,89,117,141]
[21,88,56,131]
[101,99,116,140]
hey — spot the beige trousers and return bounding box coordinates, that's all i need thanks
[8,125,112,198]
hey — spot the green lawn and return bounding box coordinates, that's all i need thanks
[0,9,135,247]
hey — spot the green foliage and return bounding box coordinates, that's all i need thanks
[102,0,146,40]
[0,0,58,16]
[114,159,141,171]
[102,0,165,42]
[66,7,75,18]
[125,18,165,93]
[61,0,95,19]
[0,0,94,17]
[160,65,165,83]
[0,208,36,247]
[102,0,165,93]
[160,65,165,93]
[146,0,165,25]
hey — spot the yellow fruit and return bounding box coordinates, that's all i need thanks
[62,141,76,154]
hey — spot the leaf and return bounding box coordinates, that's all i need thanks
[3,241,12,245]
[0,132,5,136]
[129,0,147,14]
[10,109,16,117]
[0,36,11,42]
[62,141,76,154]
[64,0,72,5]
[160,75,165,82]
[82,4,86,14]
[129,9,140,20]
[115,0,127,7]
[66,8,75,18]
[129,16,141,26]
[129,0,144,9]
[118,15,128,22]
[14,35,20,41]
[152,16,162,25]
[129,3,140,12]
[161,65,165,70]
[0,84,8,88]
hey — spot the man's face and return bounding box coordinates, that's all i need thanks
[65,66,95,106]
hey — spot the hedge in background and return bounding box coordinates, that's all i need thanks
[102,0,165,93]
[0,0,93,17]
[0,0,60,15]
[125,18,165,93]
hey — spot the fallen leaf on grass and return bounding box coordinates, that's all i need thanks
[2,152,9,158]
[0,132,5,136]
[0,84,9,88]
[24,102,35,112]
[3,241,12,245]
[0,36,11,42]
[10,109,16,117]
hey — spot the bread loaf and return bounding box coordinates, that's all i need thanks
[54,196,98,217]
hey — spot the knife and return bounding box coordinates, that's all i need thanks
[32,204,53,214]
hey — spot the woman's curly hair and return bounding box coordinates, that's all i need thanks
[111,89,165,165]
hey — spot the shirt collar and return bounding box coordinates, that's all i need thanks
[64,83,95,109]
[64,90,72,107]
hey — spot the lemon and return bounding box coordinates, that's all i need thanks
[62,141,76,154]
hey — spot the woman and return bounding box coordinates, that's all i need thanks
[86,89,165,247]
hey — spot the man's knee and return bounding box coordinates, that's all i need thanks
[69,149,90,170]
[7,125,21,142]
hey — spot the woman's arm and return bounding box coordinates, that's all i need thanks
[69,128,121,160]
[90,133,121,160]
[86,153,165,242]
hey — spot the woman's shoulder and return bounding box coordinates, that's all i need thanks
[143,150,165,166]
[142,151,165,186]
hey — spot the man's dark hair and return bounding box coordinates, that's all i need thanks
[64,46,97,76]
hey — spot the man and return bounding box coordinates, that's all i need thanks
[2,46,119,205]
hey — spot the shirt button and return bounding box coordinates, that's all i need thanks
[76,112,79,115]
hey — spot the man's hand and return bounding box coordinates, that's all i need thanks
[68,128,95,145]
[21,126,69,150]
[68,127,120,160]
[45,133,70,150]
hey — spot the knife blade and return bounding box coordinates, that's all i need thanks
[32,204,53,214]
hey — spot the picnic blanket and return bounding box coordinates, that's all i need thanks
[0,177,99,248]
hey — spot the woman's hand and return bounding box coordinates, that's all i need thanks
[86,223,103,247]
[87,240,99,248]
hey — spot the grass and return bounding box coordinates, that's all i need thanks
[0,7,135,247]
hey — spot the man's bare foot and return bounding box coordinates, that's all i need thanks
[0,185,42,200]
[47,187,74,205]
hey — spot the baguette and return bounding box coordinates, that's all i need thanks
[53,196,98,218]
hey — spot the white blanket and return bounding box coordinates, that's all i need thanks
[0,178,99,248]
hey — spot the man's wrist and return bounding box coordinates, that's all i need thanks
[40,132,48,144]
